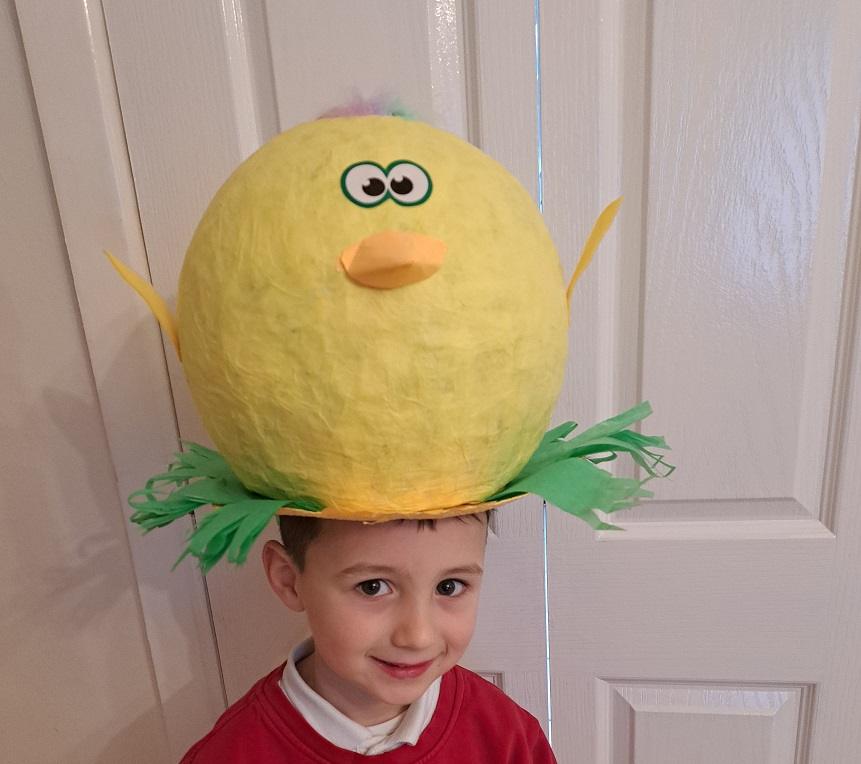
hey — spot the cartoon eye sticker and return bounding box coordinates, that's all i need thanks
[341,162,389,207]
[385,162,431,206]
[341,160,432,207]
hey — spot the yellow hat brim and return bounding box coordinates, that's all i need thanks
[275,494,521,522]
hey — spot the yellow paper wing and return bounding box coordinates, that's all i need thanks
[105,251,181,359]
[566,197,622,312]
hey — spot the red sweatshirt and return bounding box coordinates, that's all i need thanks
[182,664,557,763]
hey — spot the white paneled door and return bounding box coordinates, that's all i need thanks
[18,0,861,761]
[540,1,861,761]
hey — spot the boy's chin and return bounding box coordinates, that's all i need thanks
[371,680,435,709]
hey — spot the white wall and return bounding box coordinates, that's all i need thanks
[0,2,170,761]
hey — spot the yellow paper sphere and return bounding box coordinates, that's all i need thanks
[178,116,567,518]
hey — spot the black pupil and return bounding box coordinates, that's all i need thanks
[437,580,456,595]
[362,177,386,197]
[361,581,381,595]
[390,176,414,195]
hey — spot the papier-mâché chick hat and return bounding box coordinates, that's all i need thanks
[108,102,673,571]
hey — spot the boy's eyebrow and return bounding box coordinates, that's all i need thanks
[336,563,484,578]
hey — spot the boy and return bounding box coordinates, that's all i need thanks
[181,513,557,762]
[112,105,668,762]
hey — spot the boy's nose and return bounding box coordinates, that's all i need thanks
[391,600,436,651]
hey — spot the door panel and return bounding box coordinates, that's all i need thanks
[541,0,861,761]
[91,0,552,738]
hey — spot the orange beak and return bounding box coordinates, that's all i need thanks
[339,230,446,289]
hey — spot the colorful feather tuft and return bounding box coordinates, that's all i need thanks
[317,94,414,120]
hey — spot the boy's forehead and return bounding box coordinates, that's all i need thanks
[307,516,487,569]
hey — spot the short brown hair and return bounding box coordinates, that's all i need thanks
[277,511,492,571]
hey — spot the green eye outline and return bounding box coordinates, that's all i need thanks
[341,161,389,208]
[385,160,433,206]
[340,160,433,208]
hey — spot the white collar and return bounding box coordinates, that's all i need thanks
[279,638,441,755]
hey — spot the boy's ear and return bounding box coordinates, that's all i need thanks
[262,540,306,612]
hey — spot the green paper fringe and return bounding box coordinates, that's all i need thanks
[128,443,323,572]
[483,401,674,530]
[129,401,673,571]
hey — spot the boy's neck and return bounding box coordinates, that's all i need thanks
[296,652,409,727]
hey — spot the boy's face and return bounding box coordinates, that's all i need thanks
[264,515,488,725]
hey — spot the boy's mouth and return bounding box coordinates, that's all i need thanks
[371,657,434,679]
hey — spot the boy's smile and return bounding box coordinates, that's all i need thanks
[264,515,488,726]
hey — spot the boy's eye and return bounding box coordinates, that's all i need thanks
[357,579,392,597]
[436,579,466,597]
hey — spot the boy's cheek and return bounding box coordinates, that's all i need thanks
[313,600,381,643]
[444,608,480,648]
